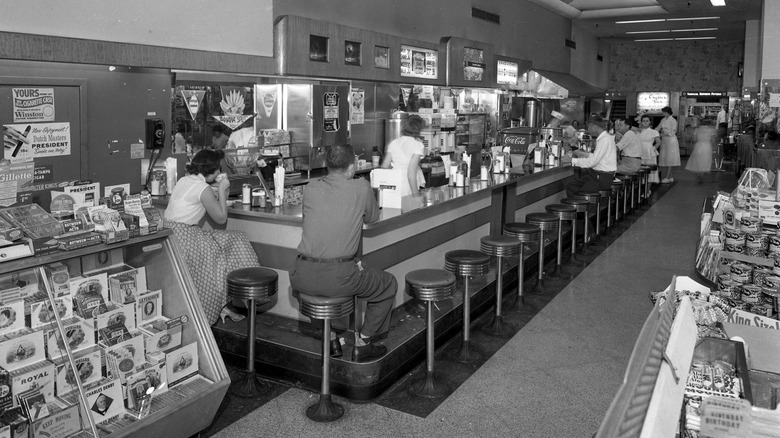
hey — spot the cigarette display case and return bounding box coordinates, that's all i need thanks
[0,229,228,437]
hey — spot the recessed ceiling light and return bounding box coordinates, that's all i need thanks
[710,0,726,6]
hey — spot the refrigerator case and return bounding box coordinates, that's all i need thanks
[283,84,350,171]
[8,229,229,437]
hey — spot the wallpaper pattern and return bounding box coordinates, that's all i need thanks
[609,40,744,92]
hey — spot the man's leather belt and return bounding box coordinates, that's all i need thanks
[298,255,355,263]
[622,156,641,159]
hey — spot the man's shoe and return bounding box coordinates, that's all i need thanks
[351,342,387,362]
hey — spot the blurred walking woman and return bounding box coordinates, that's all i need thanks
[164,149,260,325]
[656,106,681,183]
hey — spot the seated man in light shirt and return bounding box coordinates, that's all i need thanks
[564,113,617,198]
[614,116,642,174]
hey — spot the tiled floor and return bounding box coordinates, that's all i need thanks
[209,166,738,438]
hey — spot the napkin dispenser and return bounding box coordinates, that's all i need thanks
[370,169,409,209]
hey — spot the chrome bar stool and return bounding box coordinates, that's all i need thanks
[611,180,624,225]
[503,222,542,310]
[640,165,653,202]
[620,172,638,213]
[480,235,521,335]
[525,212,559,294]
[598,189,613,233]
[575,192,603,247]
[560,198,589,266]
[636,167,647,206]
[444,250,490,363]
[227,267,278,398]
[615,175,632,222]
[297,293,355,421]
[544,204,577,280]
[406,269,456,397]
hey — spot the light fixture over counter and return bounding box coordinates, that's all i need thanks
[710,0,726,6]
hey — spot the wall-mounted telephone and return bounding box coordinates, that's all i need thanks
[145,118,165,149]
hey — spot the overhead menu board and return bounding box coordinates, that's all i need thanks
[463,47,485,82]
[496,60,518,85]
[400,45,437,80]
[636,91,670,113]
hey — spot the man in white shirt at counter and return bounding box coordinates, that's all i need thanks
[564,113,617,198]
[615,116,642,174]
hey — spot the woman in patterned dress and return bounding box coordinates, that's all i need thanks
[164,149,260,325]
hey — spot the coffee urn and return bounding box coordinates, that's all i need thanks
[385,111,408,147]
[524,98,541,128]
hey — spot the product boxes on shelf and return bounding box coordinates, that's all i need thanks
[165,342,198,388]
[70,273,109,309]
[53,345,102,396]
[0,406,27,438]
[9,359,54,408]
[95,302,135,332]
[29,295,73,330]
[44,317,95,360]
[108,267,147,305]
[134,290,160,327]
[0,329,46,371]
[56,232,102,251]
[83,378,126,424]
[44,262,70,297]
[139,317,182,355]
[30,402,82,438]
[0,367,10,411]
[0,301,25,336]
[102,333,144,383]
[0,269,41,299]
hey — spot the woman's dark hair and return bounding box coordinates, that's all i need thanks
[186,149,224,176]
[661,106,673,115]
[212,125,226,135]
[402,115,425,137]
[0,309,10,318]
[326,144,355,171]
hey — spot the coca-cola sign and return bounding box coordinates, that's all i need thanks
[501,135,527,146]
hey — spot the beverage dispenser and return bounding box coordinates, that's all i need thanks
[524,98,541,128]
[385,111,408,148]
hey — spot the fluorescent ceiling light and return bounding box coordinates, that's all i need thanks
[675,36,717,40]
[710,0,726,6]
[627,30,671,34]
[635,38,674,42]
[616,18,665,24]
[666,16,719,21]
[671,28,718,32]
[627,28,718,34]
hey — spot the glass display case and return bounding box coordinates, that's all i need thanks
[0,229,229,437]
[455,113,487,153]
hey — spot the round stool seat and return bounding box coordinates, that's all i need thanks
[545,204,577,221]
[297,293,354,320]
[445,250,490,276]
[405,269,456,301]
[575,192,600,204]
[526,212,560,231]
[480,235,521,257]
[640,165,652,171]
[616,175,631,183]
[561,198,589,213]
[227,267,279,300]
[611,181,624,190]
[598,189,611,198]
[504,222,541,242]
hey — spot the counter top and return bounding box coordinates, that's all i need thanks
[155,164,571,227]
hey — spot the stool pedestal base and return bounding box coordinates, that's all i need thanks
[547,265,573,280]
[484,314,513,336]
[411,371,449,398]
[232,370,269,398]
[452,339,483,364]
[306,394,345,422]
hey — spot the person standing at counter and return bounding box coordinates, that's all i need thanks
[614,117,642,174]
[564,113,617,198]
[164,149,260,325]
[291,144,396,363]
[381,114,426,195]
[656,106,681,184]
[210,125,229,150]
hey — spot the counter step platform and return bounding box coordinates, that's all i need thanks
[212,230,572,401]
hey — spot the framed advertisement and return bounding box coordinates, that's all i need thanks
[374,46,389,69]
[400,45,437,80]
[496,60,518,86]
[345,41,361,66]
[309,35,328,62]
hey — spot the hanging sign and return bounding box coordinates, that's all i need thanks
[323,92,340,132]
[350,89,364,125]
[12,88,55,122]
[0,161,34,207]
[3,122,71,163]
[179,90,205,120]
[400,45,438,79]
[496,60,518,85]
[213,86,253,130]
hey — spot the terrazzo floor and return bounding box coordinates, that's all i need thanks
[207,164,738,438]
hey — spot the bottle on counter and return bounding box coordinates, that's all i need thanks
[371,146,382,167]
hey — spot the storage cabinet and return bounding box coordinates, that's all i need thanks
[0,229,228,437]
